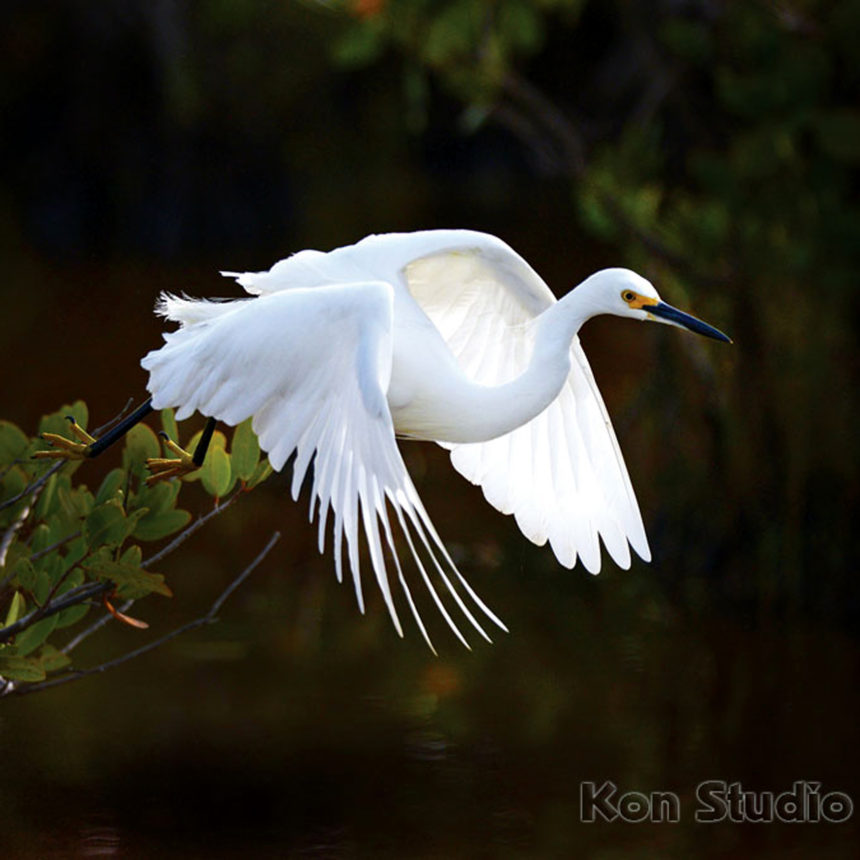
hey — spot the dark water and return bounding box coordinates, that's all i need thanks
[2,572,858,858]
[2,469,859,856]
[1,266,857,859]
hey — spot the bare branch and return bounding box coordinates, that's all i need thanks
[0,489,243,646]
[0,461,63,515]
[0,502,32,586]
[5,531,280,697]
[28,530,82,563]
[501,70,586,177]
[61,599,132,654]
[59,483,247,655]
[496,71,733,287]
[0,581,112,644]
[142,488,244,569]
[0,398,137,516]
[92,398,136,436]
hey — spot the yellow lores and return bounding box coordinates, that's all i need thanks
[621,289,659,310]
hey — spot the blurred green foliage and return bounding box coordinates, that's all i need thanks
[325,0,859,622]
[0,0,856,628]
[0,404,270,691]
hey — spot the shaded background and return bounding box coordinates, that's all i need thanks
[1,0,858,856]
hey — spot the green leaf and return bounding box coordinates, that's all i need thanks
[85,556,173,599]
[13,558,37,592]
[38,401,89,439]
[815,109,860,164]
[63,536,88,571]
[57,483,94,523]
[14,613,59,657]
[498,0,544,54]
[200,445,233,498]
[55,603,90,629]
[180,429,227,483]
[0,420,29,465]
[186,428,228,454]
[130,478,180,516]
[0,465,26,507]
[34,554,64,593]
[34,472,59,519]
[424,1,480,66]
[122,423,162,476]
[3,591,26,627]
[332,19,386,67]
[84,501,139,549]
[133,507,192,542]
[0,654,46,682]
[33,568,53,606]
[120,545,142,567]
[231,418,260,482]
[160,409,179,445]
[95,468,126,506]
[38,643,72,673]
[246,459,273,490]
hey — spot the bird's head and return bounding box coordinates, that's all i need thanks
[596,268,731,343]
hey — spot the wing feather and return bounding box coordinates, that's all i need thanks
[141,281,503,650]
[405,246,651,572]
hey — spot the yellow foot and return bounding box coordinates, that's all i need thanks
[33,417,96,461]
[145,433,200,486]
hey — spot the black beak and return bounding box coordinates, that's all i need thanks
[649,302,732,343]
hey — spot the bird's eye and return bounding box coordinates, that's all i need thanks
[622,290,637,303]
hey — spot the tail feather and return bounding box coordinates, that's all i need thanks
[155,292,247,327]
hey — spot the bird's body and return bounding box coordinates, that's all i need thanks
[141,229,729,649]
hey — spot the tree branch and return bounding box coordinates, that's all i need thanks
[28,530,82,564]
[0,461,63,515]
[3,531,280,697]
[0,399,136,516]
[54,487,246,655]
[142,489,244,569]
[0,502,33,586]
[0,582,112,643]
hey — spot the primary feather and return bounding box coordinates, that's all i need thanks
[142,229,654,648]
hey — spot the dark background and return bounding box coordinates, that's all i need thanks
[1,1,858,857]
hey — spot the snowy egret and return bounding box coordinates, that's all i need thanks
[41,230,730,650]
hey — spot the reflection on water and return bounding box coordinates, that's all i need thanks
[2,546,857,858]
[77,816,122,858]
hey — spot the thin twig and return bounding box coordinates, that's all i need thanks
[0,502,32,579]
[63,486,247,654]
[0,581,112,643]
[496,70,733,287]
[92,398,136,437]
[501,70,586,177]
[0,398,137,517]
[28,530,82,563]
[142,489,244,569]
[62,597,134,654]
[5,532,280,697]
[38,561,82,610]
[0,461,63,515]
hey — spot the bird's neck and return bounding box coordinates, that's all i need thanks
[419,288,595,444]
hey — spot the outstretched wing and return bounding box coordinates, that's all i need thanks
[142,281,505,650]
[404,246,651,573]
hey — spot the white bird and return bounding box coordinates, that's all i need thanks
[140,229,730,650]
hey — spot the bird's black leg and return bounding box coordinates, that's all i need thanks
[35,397,155,462]
[88,398,155,457]
[36,397,215,486]
[192,417,217,467]
[146,415,218,486]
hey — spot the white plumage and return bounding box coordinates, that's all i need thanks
[141,229,729,650]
